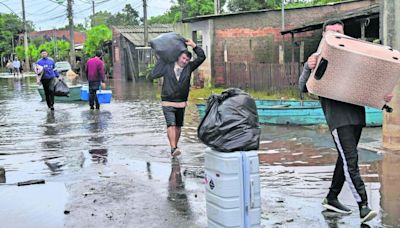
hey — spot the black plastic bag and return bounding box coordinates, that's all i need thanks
[149,32,187,63]
[53,80,70,97]
[48,77,57,93]
[197,88,260,152]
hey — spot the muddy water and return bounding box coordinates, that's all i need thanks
[0,76,399,227]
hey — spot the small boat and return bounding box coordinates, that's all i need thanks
[37,84,82,102]
[196,99,383,127]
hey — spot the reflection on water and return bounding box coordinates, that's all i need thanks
[146,161,152,180]
[42,112,61,150]
[0,76,399,227]
[379,151,400,226]
[321,210,346,228]
[0,182,68,228]
[0,167,5,183]
[168,159,191,217]
[82,110,112,146]
[89,149,108,164]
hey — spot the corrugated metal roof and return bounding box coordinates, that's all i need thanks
[114,25,174,46]
[182,0,369,23]
[280,4,379,35]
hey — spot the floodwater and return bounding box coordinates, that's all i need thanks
[0,74,399,227]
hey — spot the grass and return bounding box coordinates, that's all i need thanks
[188,87,316,104]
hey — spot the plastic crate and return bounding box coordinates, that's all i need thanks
[80,85,89,101]
[96,90,112,104]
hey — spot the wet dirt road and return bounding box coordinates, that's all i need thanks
[0,76,399,227]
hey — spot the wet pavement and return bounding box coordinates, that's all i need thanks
[0,76,399,227]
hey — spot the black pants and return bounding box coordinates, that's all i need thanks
[328,125,368,206]
[89,81,100,109]
[41,78,55,109]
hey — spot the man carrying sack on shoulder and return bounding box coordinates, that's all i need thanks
[151,38,206,158]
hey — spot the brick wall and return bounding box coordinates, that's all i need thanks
[206,0,378,85]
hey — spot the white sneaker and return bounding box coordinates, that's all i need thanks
[171,148,181,157]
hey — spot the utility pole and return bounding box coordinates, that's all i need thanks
[281,0,285,30]
[382,0,400,150]
[67,0,76,65]
[11,36,14,57]
[143,0,148,46]
[53,28,58,60]
[214,0,220,15]
[92,0,95,27]
[21,0,30,71]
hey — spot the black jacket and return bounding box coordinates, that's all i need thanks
[299,63,365,131]
[151,46,206,102]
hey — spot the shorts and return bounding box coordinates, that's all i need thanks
[162,106,185,127]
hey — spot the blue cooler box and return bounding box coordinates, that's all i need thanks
[96,90,112,104]
[80,85,89,101]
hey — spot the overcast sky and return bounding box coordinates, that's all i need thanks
[0,0,174,31]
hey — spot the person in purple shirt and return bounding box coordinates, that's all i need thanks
[86,50,105,110]
[36,49,60,111]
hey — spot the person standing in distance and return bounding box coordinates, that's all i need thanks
[86,50,105,110]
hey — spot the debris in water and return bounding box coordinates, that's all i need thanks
[17,179,45,186]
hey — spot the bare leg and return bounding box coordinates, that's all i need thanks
[167,126,177,149]
[175,127,181,148]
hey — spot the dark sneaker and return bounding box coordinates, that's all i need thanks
[172,148,181,157]
[360,205,377,223]
[50,107,54,111]
[322,198,352,214]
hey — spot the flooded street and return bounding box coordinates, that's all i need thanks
[0,76,399,227]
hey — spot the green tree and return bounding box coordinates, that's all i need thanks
[15,44,38,63]
[0,13,34,57]
[30,36,47,47]
[90,10,113,27]
[149,5,182,24]
[83,25,112,57]
[89,4,141,27]
[227,0,277,11]
[59,23,87,32]
[107,4,140,26]
[149,0,227,24]
[37,40,70,61]
[15,40,70,63]
[227,0,347,12]
[181,0,213,17]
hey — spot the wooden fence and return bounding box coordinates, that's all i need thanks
[224,62,301,91]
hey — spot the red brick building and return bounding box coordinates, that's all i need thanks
[20,29,86,46]
[182,0,379,88]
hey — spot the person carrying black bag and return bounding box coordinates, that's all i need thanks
[36,49,60,111]
[86,50,105,110]
[151,38,206,157]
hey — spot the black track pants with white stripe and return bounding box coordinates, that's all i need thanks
[327,125,368,205]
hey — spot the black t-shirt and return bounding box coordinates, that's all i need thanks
[319,97,366,131]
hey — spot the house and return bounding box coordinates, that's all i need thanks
[20,29,86,46]
[111,25,173,81]
[181,0,380,89]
